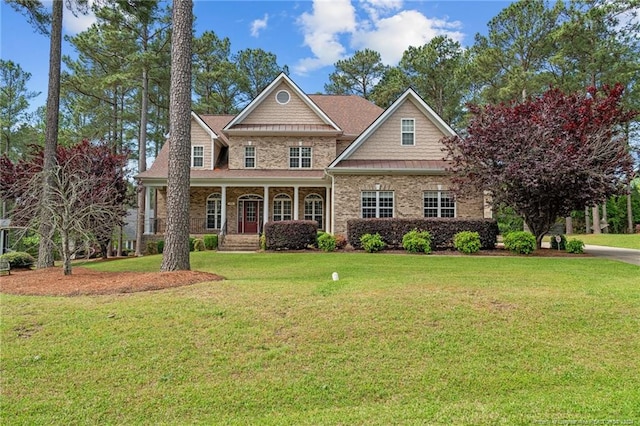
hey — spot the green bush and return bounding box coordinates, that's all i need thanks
[259,233,266,251]
[189,237,196,252]
[402,229,432,254]
[454,231,481,254]
[146,241,158,255]
[360,233,386,253]
[193,238,206,252]
[0,251,35,269]
[14,234,39,258]
[550,234,567,250]
[566,239,585,254]
[203,234,218,250]
[156,240,165,254]
[503,231,536,255]
[317,233,337,252]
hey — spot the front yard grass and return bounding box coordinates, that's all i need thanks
[2,252,639,424]
[567,233,640,250]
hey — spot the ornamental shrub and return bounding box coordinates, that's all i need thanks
[566,239,585,254]
[189,237,196,252]
[317,233,337,252]
[146,241,158,255]
[402,229,432,254]
[156,240,165,254]
[360,233,386,253]
[454,231,481,254]
[193,238,206,252]
[203,234,218,250]
[264,220,318,250]
[259,233,266,250]
[550,234,567,250]
[503,231,536,255]
[334,234,347,250]
[0,251,35,268]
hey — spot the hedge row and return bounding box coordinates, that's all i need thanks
[347,218,498,250]
[264,220,318,250]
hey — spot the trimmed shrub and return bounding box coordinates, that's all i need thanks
[360,233,386,253]
[503,231,536,255]
[146,241,158,255]
[334,234,347,250]
[566,239,585,254]
[193,238,206,252]
[347,218,498,250]
[0,251,35,269]
[550,234,567,250]
[156,240,165,254]
[402,229,432,254]
[454,231,481,254]
[264,220,318,250]
[317,233,337,252]
[203,234,218,250]
[188,237,196,252]
[259,233,266,251]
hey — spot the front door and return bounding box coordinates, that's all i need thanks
[240,200,259,233]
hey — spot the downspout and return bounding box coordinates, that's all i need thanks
[330,173,336,234]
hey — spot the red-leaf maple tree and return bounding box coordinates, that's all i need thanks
[1,140,128,275]
[442,84,636,248]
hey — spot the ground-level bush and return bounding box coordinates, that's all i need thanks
[157,240,165,254]
[334,234,347,249]
[0,251,35,268]
[264,220,318,250]
[402,229,432,254]
[550,234,567,250]
[193,238,206,252]
[203,234,218,250]
[347,218,498,250]
[504,231,536,255]
[360,233,386,253]
[454,231,481,254]
[566,239,585,254]
[317,233,337,252]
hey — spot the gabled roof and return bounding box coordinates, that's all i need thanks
[191,111,221,143]
[223,73,342,133]
[309,94,383,139]
[328,88,456,168]
[199,114,234,145]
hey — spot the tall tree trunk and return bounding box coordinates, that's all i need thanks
[565,216,573,235]
[136,50,149,256]
[585,206,591,234]
[627,184,634,234]
[37,0,63,269]
[602,203,608,233]
[161,0,192,272]
[592,205,601,234]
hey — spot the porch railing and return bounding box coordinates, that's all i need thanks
[148,218,220,235]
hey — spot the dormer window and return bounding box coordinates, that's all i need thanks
[401,119,415,146]
[276,90,290,105]
[192,146,204,167]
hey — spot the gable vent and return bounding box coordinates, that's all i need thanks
[276,90,290,105]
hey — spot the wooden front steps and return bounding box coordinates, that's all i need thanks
[219,234,260,252]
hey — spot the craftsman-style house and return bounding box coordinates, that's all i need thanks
[137,73,488,248]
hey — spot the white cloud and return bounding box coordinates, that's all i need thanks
[251,14,269,37]
[62,2,97,35]
[294,0,464,74]
[295,0,357,74]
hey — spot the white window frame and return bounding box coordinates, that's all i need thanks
[361,190,394,218]
[273,193,292,221]
[206,193,222,229]
[401,118,415,146]
[304,193,323,228]
[424,190,456,218]
[289,146,312,168]
[191,145,204,167]
[244,146,256,168]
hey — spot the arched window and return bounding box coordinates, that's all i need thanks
[304,193,323,228]
[273,194,292,221]
[206,193,222,229]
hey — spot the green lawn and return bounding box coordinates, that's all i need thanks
[568,234,640,250]
[2,252,639,425]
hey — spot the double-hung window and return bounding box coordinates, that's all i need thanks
[273,194,292,221]
[244,146,256,168]
[401,119,415,146]
[289,147,312,168]
[361,190,394,218]
[192,146,204,167]
[424,190,456,217]
[304,194,323,228]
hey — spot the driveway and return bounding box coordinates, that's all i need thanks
[584,245,640,267]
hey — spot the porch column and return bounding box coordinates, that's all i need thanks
[144,186,153,234]
[263,186,269,226]
[325,186,331,231]
[220,185,227,233]
[293,185,299,220]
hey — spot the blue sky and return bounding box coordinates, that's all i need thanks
[1,0,513,111]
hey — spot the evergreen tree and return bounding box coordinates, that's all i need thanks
[325,49,386,100]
